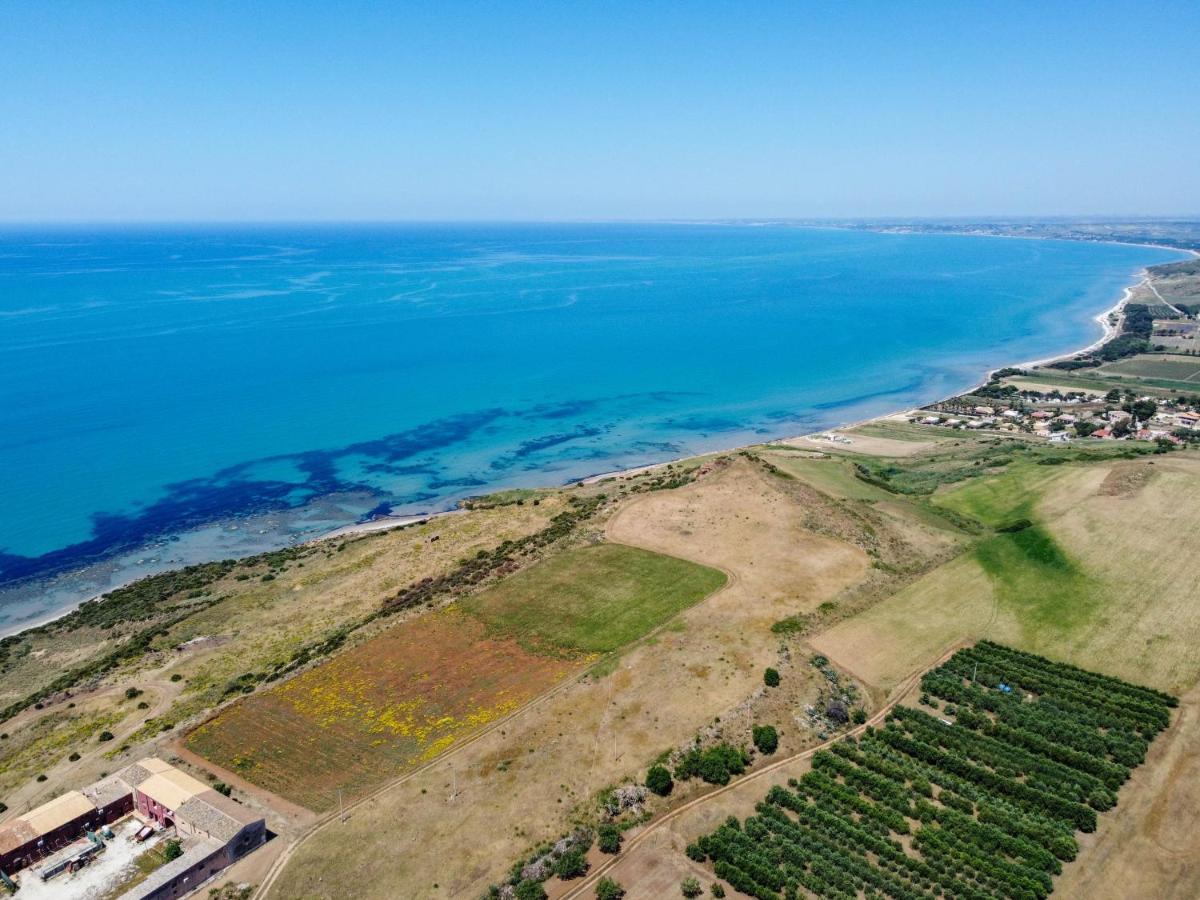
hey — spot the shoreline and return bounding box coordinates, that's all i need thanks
[3,240,1192,642]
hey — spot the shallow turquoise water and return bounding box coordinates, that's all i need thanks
[0,224,1183,625]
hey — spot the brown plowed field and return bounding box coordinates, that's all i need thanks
[186,606,578,811]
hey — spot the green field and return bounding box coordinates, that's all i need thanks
[1009,359,1200,396]
[461,543,726,653]
[932,461,1075,527]
[1098,353,1200,382]
[761,453,894,501]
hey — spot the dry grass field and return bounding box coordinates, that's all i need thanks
[265,456,886,899]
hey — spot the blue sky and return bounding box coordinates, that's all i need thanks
[2,1,1197,221]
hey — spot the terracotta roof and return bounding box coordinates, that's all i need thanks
[135,768,209,810]
[176,790,259,842]
[22,792,95,837]
[82,775,131,810]
[0,819,38,856]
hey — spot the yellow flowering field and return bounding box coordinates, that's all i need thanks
[185,606,579,811]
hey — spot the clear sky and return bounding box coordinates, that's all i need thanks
[2,1,1197,221]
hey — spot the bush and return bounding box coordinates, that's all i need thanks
[124,687,143,700]
[681,876,703,897]
[752,724,779,755]
[763,667,781,688]
[711,885,726,899]
[597,823,622,854]
[596,877,626,900]
[36,774,47,782]
[170,673,183,682]
[554,848,588,879]
[97,731,114,742]
[514,881,547,900]
[213,782,232,797]
[646,764,674,796]
[852,707,867,725]
[68,752,81,762]
[163,838,183,861]
[676,743,749,786]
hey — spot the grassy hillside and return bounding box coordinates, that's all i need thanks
[462,543,726,654]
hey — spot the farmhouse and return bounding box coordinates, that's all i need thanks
[0,758,265,899]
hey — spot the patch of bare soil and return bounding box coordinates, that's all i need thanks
[1055,685,1200,900]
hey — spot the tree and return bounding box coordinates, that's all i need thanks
[514,881,547,900]
[554,848,588,879]
[752,724,779,755]
[646,764,674,796]
[1129,399,1158,422]
[163,838,183,861]
[681,876,704,898]
[598,823,622,854]
[1105,389,1121,403]
[763,667,781,688]
[596,877,627,900]
[852,707,868,725]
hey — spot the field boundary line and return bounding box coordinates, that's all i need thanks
[253,531,737,899]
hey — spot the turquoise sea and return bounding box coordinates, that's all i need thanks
[0,224,1184,630]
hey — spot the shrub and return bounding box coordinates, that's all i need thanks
[764,667,781,688]
[646,764,674,796]
[752,724,779,755]
[97,731,114,742]
[597,823,622,854]
[514,881,547,900]
[711,885,726,898]
[852,707,867,725]
[68,752,81,762]
[124,687,143,700]
[163,838,183,861]
[681,876,703,897]
[213,782,233,797]
[36,774,47,782]
[676,743,749,786]
[595,877,626,900]
[170,673,183,682]
[554,848,588,879]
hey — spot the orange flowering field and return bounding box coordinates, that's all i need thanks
[185,607,580,811]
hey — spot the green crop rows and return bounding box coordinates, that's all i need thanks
[688,642,1176,900]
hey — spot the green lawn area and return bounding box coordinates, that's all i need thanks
[461,543,726,654]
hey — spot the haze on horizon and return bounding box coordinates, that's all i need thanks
[2,0,1198,223]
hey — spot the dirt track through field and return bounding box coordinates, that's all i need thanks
[558,640,971,899]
